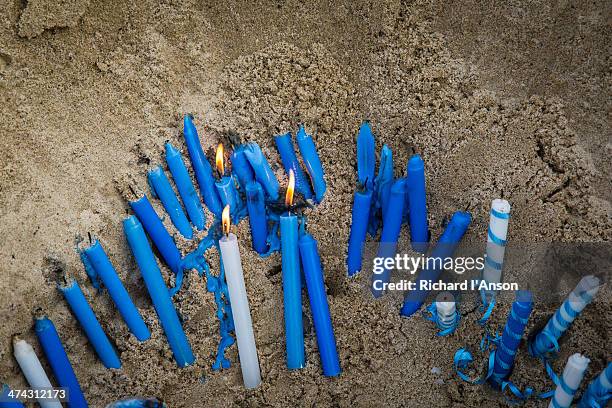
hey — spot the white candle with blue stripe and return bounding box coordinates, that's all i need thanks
[435,292,458,333]
[482,198,510,299]
[578,362,611,408]
[549,353,590,408]
[529,275,600,358]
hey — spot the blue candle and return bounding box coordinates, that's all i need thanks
[129,195,182,274]
[371,179,407,298]
[34,314,88,408]
[375,145,394,221]
[400,211,471,316]
[123,216,195,367]
[0,385,24,407]
[245,181,268,254]
[279,174,305,369]
[58,278,121,369]
[406,154,429,253]
[165,142,206,231]
[147,166,193,239]
[490,290,533,388]
[296,126,326,202]
[346,190,373,276]
[230,145,255,189]
[578,362,612,408]
[182,115,223,215]
[275,132,313,200]
[243,142,280,200]
[280,212,305,369]
[299,233,341,377]
[84,240,150,341]
[356,122,375,189]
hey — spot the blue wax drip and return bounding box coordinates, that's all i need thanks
[356,122,375,190]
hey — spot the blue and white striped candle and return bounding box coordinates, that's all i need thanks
[530,275,600,358]
[481,199,510,300]
[549,353,590,408]
[490,290,533,387]
[578,362,611,408]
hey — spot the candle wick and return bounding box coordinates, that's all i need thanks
[87,232,92,244]
[128,185,137,197]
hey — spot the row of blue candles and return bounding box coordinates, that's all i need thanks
[3,116,339,407]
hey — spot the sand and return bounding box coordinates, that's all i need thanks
[0,0,610,407]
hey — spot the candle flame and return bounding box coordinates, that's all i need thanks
[216,143,224,175]
[285,169,295,207]
[222,205,230,235]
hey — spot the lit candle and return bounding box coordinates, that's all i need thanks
[148,165,193,239]
[406,154,429,253]
[578,362,611,408]
[346,188,373,276]
[58,277,121,369]
[356,122,375,190]
[275,132,313,200]
[529,275,600,358]
[279,170,305,369]
[296,126,326,203]
[375,145,394,222]
[129,194,182,274]
[123,216,195,367]
[489,290,533,388]
[34,313,88,408]
[400,211,471,317]
[83,240,150,341]
[182,115,223,215]
[0,384,25,407]
[230,144,255,190]
[549,353,590,408]
[243,142,280,200]
[245,181,268,255]
[219,205,262,389]
[12,337,62,408]
[298,233,341,377]
[165,142,206,231]
[435,291,458,333]
[481,199,511,300]
[371,178,407,298]
[214,144,241,214]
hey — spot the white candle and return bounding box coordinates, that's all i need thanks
[219,229,262,389]
[13,337,63,408]
[549,353,590,408]
[482,199,510,295]
[435,292,456,329]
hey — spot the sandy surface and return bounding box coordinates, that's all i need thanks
[0,0,610,407]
